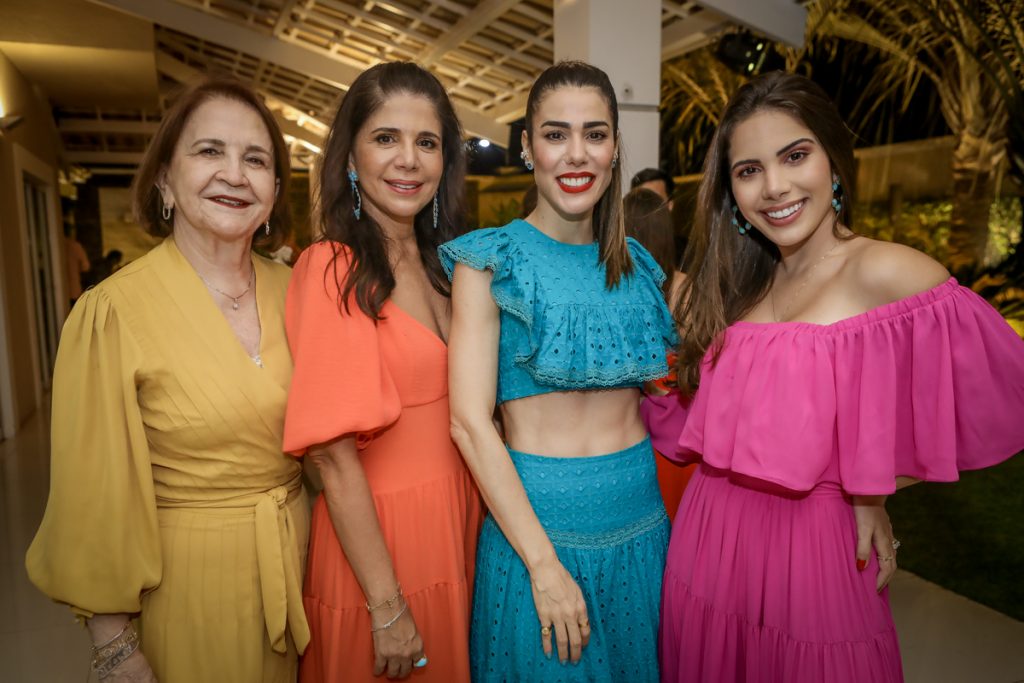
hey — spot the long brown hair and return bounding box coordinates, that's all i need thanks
[132,77,291,252]
[676,71,856,394]
[624,188,676,299]
[525,61,632,288]
[318,62,467,318]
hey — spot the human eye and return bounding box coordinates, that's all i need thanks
[197,147,221,157]
[374,133,396,145]
[245,155,269,168]
[786,149,809,163]
[417,137,438,150]
[543,130,566,142]
[736,165,759,179]
[586,130,609,142]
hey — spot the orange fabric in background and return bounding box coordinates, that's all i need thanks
[655,453,694,523]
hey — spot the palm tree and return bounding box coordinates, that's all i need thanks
[811,0,1023,270]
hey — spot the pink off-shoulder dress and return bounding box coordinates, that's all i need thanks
[643,278,1024,683]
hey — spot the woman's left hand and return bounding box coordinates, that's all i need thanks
[852,495,897,592]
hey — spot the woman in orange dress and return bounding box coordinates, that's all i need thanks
[282,62,483,682]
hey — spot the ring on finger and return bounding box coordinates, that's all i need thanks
[880,555,895,562]
[540,625,552,636]
[414,656,428,668]
[892,539,901,552]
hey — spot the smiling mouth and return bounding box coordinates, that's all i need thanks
[557,174,595,193]
[385,180,423,194]
[762,199,805,223]
[208,196,252,208]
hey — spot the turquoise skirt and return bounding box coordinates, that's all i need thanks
[470,438,668,682]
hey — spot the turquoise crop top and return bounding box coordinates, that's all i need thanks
[439,219,678,405]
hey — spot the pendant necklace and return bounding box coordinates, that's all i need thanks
[200,268,254,310]
[771,239,841,322]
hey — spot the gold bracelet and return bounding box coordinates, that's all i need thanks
[366,584,402,613]
[371,601,408,632]
[92,622,140,678]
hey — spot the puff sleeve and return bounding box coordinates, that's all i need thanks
[283,242,401,454]
[26,288,162,617]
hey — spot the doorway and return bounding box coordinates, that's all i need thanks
[23,177,60,389]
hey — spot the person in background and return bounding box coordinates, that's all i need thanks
[646,70,1024,682]
[27,77,309,682]
[64,222,90,308]
[443,61,677,681]
[623,186,692,523]
[630,167,675,209]
[283,61,483,682]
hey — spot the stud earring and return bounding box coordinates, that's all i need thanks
[348,169,361,220]
[731,204,752,235]
[612,154,618,169]
[264,219,271,236]
[432,193,440,230]
[831,177,842,214]
[520,150,534,172]
[162,203,172,221]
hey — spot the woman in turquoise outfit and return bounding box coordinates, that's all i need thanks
[442,61,677,682]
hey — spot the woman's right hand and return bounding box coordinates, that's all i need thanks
[371,602,425,680]
[529,557,590,664]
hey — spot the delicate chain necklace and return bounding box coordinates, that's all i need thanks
[199,268,255,310]
[771,239,842,322]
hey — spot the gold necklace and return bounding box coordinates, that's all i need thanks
[771,239,842,322]
[199,268,255,310]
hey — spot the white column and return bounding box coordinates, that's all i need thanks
[553,0,662,187]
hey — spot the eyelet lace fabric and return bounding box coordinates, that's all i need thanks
[470,440,669,682]
[439,220,678,404]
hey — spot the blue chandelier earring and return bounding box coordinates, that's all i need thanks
[831,177,842,214]
[731,204,752,235]
[520,150,533,171]
[432,193,440,230]
[348,169,362,219]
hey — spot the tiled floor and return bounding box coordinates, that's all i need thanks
[3,405,1024,683]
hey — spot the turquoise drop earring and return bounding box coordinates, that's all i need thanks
[348,169,362,219]
[831,177,842,214]
[731,205,752,235]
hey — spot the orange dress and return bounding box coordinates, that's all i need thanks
[283,242,483,682]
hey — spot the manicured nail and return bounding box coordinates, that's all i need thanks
[856,558,867,571]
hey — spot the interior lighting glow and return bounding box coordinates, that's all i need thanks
[478,138,491,148]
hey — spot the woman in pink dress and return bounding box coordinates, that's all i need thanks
[645,71,1024,682]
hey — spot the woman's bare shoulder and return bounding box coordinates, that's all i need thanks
[846,237,950,304]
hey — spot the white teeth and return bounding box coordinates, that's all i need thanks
[390,182,418,190]
[558,176,592,187]
[215,198,244,206]
[767,201,804,219]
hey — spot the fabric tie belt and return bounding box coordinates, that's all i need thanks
[157,477,309,654]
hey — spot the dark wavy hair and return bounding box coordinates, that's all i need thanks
[525,60,632,288]
[676,71,856,394]
[624,188,676,300]
[132,76,291,251]
[318,61,467,318]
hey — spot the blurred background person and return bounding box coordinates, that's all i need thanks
[63,221,90,308]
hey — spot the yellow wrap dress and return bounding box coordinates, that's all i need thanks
[26,236,310,683]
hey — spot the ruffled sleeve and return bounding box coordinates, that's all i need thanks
[676,278,1024,494]
[626,237,679,347]
[26,288,162,617]
[283,242,401,454]
[834,280,1024,493]
[438,226,528,316]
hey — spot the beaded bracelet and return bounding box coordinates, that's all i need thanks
[366,584,402,613]
[371,602,408,632]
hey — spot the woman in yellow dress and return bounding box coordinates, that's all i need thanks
[26,77,310,682]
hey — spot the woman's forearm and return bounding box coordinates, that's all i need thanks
[450,417,558,571]
[87,613,132,646]
[314,440,400,605]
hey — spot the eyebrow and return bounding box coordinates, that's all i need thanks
[371,126,441,139]
[730,137,814,172]
[190,138,272,155]
[540,120,609,129]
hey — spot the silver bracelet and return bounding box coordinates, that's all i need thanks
[92,622,140,679]
[370,602,408,632]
